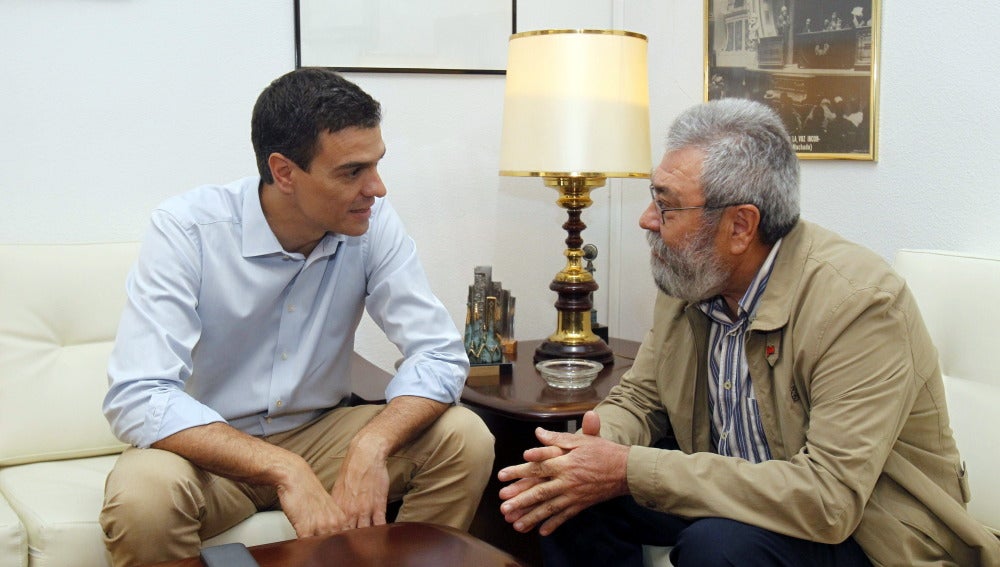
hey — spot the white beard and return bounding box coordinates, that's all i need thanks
[646,223,728,302]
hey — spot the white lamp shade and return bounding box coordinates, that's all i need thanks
[499,30,651,178]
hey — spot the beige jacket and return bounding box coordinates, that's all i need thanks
[597,221,1000,566]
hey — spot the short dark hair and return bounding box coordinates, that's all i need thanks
[251,68,382,184]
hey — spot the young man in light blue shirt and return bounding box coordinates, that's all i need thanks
[100,68,493,567]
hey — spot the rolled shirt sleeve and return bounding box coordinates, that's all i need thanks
[362,197,468,404]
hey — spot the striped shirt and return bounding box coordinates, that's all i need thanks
[697,240,782,463]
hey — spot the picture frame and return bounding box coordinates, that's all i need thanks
[295,0,516,75]
[705,0,880,160]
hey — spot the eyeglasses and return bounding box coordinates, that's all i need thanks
[648,185,741,223]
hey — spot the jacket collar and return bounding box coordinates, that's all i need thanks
[748,220,810,333]
[681,220,808,332]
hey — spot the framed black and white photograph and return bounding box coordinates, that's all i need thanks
[295,0,516,74]
[705,0,879,160]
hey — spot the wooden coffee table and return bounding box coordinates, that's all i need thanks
[145,523,527,567]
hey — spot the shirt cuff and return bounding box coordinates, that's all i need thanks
[385,354,468,404]
[139,389,227,447]
[627,445,669,512]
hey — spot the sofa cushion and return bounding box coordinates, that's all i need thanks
[643,544,674,566]
[202,511,296,548]
[0,456,116,567]
[0,491,26,567]
[0,455,295,567]
[0,243,137,466]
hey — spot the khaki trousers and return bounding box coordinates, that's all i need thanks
[100,404,493,567]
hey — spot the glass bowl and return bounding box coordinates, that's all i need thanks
[535,359,604,389]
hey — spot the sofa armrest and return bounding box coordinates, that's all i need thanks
[0,491,26,567]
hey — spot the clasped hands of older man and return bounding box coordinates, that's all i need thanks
[498,411,631,536]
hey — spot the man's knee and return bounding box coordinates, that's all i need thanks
[435,407,494,460]
[101,448,209,564]
[103,448,206,523]
[673,518,775,566]
[408,406,494,492]
[541,498,654,567]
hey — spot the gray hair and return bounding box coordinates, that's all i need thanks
[665,98,800,244]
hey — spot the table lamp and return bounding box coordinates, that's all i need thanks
[499,29,651,364]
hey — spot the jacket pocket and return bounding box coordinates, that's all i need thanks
[957,461,971,504]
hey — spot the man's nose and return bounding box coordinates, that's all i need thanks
[639,202,661,232]
[364,171,387,198]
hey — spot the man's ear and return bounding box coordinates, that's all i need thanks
[267,153,297,195]
[727,204,761,255]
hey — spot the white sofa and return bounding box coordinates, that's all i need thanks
[893,249,1000,539]
[0,243,295,567]
[643,249,1000,566]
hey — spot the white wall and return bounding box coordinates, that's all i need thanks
[3,1,999,369]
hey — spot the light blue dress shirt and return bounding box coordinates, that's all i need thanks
[104,177,469,448]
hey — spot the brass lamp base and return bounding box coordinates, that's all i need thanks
[533,176,614,366]
[534,337,613,364]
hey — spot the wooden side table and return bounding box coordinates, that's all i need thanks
[461,337,639,421]
[461,338,640,566]
[145,523,527,567]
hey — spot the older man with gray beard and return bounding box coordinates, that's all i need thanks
[497,99,1000,566]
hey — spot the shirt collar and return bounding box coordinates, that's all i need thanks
[698,239,783,324]
[240,178,346,260]
[241,178,284,258]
